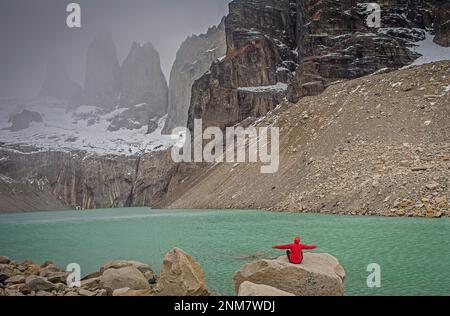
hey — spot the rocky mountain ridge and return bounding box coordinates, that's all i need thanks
[38,33,169,134]
[166,61,450,218]
[1,0,449,214]
[188,0,449,132]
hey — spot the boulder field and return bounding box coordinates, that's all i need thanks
[0,251,345,296]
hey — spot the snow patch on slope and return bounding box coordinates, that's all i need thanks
[0,98,176,156]
[409,33,450,66]
[237,82,288,93]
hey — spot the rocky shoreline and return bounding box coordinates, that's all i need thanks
[0,248,345,297]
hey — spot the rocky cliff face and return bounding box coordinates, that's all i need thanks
[188,0,297,131]
[83,33,121,111]
[433,0,450,47]
[163,19,226,134]
[0,149,178,212]
[289,0,436,101]
[111,42,168,133]
[188,0,445,130]
[39,56,82,103]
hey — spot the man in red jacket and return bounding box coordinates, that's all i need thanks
[272,237,317,264]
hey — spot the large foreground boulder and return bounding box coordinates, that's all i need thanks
[233,253,345,296]
[155,248,210,296]
[99,266,150,292]
[238,281,295,296]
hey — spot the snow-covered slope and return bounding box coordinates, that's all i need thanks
[409,33,450,67]
[0,98,175,156]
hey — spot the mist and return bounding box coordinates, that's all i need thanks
[0,0,231,99]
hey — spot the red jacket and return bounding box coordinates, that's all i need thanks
[272,239,317,264]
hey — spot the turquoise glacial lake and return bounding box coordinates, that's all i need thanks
[0,208,448,296]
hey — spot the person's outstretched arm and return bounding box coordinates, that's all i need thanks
[301,244,317,250]
[272,244,292,250]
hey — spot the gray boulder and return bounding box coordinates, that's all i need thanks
[5,275,25,285]
[99,266,150,292]
[233,253,345,296]
[25,275,56,292]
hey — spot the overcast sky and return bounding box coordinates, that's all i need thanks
[0,0,231,98]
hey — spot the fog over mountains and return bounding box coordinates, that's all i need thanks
[0,0,231,99]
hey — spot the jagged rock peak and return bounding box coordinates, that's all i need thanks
[83,32,121,110]
[186,16,226,42]
[120,41,168,113]
[112,41,168,133]
[39,55,82,102]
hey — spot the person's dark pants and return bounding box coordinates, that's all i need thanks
[286,250,303,264]
[286,250,292,263]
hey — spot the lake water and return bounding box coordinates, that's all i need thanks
[0,208,448,296]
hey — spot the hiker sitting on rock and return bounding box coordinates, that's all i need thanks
[272,237,317,264]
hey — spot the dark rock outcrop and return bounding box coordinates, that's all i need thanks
[83,33,121,110]
[115,42,168,133]
[39,56,82,102]
[288,0,435,101]
[7,110,43,132]
[163,19,226,134]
